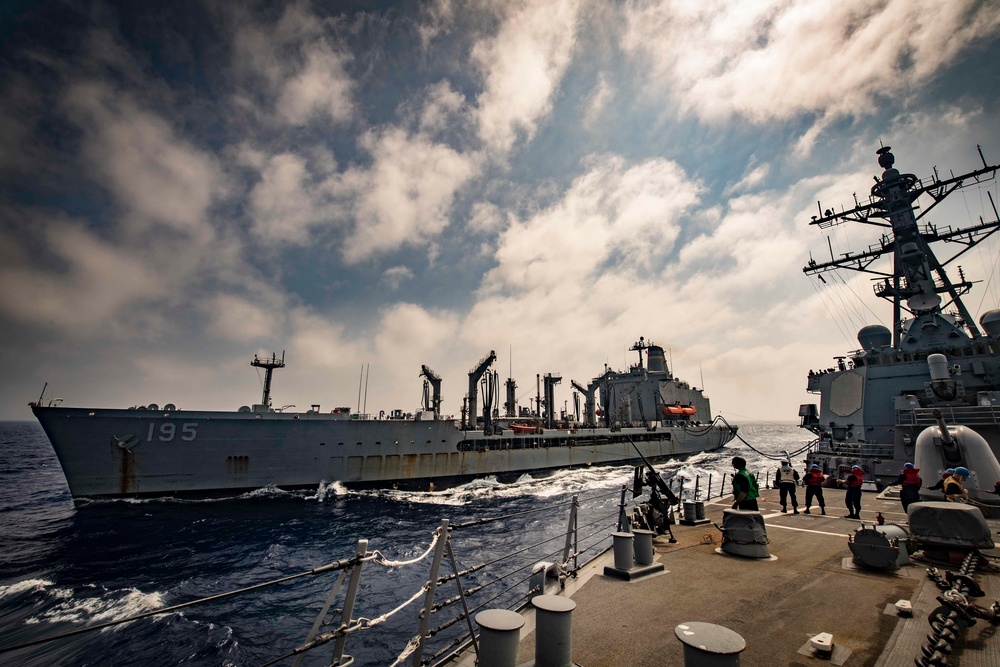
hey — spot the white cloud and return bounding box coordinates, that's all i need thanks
[247,152,345,244]
[473,0,581,154]
[343,127,481,262]
[382,266,415,290]
[0,215,163,333]
[621,0,1000,126]
[204,294,284,342]
[467,201,504,233]
[481,155,701,295]
[276,46,354,126]
[229,3,354,127]
[64,82,226,234]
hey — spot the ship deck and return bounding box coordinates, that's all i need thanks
[455,486,1000,667]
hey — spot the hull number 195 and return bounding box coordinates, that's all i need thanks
[147,423,199,442]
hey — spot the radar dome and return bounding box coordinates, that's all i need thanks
[857,324,891,351]
[980,310,1000,338]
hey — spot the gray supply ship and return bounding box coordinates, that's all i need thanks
[30,338,736,500]
[800,145,1000,488]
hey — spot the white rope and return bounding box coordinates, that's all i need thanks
[355,583,429,629]
[370,530,440,567]
[386,635,422,667]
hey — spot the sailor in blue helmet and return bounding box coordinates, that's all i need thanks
[928,468,956,494]
[943,467,971,502]
[892,462,922,512]
[842,465,865,519]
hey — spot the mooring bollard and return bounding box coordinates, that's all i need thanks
[674,622,746,666]
[532,594,577,667]
[611,531,635,571]
[475,609,525,667]
[633,529,655,566]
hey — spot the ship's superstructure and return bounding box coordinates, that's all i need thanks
[800,146,1000,488]
[31,338,735,500]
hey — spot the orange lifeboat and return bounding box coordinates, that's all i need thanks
[680,406,697,415]
[510,422,536,434]
[663,405,685,416]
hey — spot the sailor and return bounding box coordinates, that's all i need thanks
[943,467,971,502]
[730,456,760,511]
[776,459,799,514]
[802,464,826,515]
[892,462,922,512]
[842,465,864,519]
[927,468,956,494]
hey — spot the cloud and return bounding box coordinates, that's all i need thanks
[228,2,355,127]
[382,266,415,290]
[467,201,504,233]
[247,151,345,244]
[276,46,354,126]
[0,213,163,333]
[724,156,770,195]
[64,81,226,234]
[342,126,481,262]
[621,0,1000,125]
[473,0,581,154]
[481,154,701,295]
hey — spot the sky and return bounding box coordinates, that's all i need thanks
[1,0,999,424]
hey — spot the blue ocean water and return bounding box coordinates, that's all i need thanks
[0,420,808,666]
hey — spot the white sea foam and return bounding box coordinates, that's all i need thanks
[0,578,55,599]
[24,585,167,628]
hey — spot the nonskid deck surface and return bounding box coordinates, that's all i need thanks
[496,487,1000,667]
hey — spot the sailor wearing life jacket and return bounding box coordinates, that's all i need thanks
[927,468,956,494]
[843,465,864,519]
[943,467,971,502]
[776,460,799,514]
[892,463,922,512]
[730,456,760,511]
[802,464,826,514]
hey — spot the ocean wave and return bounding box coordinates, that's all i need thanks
[0,578,58,600]
[24,585,167,628]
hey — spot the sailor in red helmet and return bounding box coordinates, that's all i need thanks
[842,465,864,519]
[892,462,922,512]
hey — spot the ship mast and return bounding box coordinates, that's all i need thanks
[803,146,1000,347]
[252,351,285,411]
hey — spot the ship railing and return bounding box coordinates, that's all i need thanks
[809,439,895,458]
[0,470,745,667]
[897,405,1000,428]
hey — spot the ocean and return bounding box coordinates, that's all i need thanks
[0,419,809,666]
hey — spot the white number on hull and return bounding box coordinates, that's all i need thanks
[146,423,199,442]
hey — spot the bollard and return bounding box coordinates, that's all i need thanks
[633,529,655,565]
[475,609,525,667]
[674,622,746,666]
[611,531,635,571]
[532,594,577,667]
[681,501,709,526]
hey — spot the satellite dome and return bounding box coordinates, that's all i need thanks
[857,324,891,351]
[980,310,1000,337]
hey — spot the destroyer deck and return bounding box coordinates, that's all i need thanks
[472,487,1000,667]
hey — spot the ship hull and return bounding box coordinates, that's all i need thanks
[32,406,736,499]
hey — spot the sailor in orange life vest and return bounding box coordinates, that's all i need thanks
[802,464,826,514]
[842,465,864,519]
[892,462,922,512]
